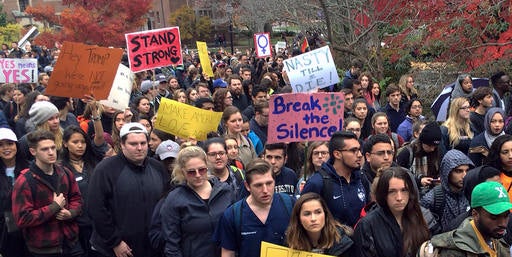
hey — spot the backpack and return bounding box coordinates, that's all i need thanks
[397,142,414,169]
[232,193,293,249]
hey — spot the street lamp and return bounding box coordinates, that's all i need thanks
[226,3,234,54]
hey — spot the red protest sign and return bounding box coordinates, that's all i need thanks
[125,27,182,72]
[46,42,123,99]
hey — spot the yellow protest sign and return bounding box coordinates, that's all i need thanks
[260,242,334,257]
[154,97,222,141]
[196,41,214,77]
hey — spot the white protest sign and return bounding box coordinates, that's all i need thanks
[275,41,287,54]
[283,46,339,93]
[0,58,38,83]
[99,64,133,110]
[254,32,272,58]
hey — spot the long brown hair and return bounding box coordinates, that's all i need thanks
[375,167,429,256]
[286,192,350,251]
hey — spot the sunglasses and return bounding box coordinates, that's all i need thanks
[185,167,208,176]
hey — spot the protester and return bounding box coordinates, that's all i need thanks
[468,107,505,166]
[440,97,473,155]
[221,106,256,166]
[426,181,512,256]
[353,167,430,257]
[88,123,169,257]
[214,159,295,257]
[161,146,234,257]
[286,192,354,256]
[12,130,83,257]
[0,128,29,257]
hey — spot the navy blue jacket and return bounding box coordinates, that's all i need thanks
[301,160,370,227]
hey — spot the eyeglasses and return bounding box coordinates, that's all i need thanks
[459,106,471,110]
[371,150,394,156]
[185,167,208,176]
[312,151,329,157]
[206,151,226,158]
[338,147,361,154]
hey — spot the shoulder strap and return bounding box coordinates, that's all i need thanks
[317,168,332,202]
[277,193,293,218]
[391,133,399,148]
[22,169,37,201]
[232,200,244,250]
[432,185,445,220]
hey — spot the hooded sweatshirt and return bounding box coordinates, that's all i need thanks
[420,149,474,231]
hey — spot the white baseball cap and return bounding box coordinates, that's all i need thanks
[0,128,17,142]
[119,122,148,138]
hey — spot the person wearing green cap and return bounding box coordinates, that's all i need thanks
[421,181,512,257]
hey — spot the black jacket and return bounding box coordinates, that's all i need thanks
[88,154,170,257]
[353,206,403,257]
[161,179,235,257]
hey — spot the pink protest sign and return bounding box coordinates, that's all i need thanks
[0,58,38,83]
[125,27,182,72]
[268,92,345,143]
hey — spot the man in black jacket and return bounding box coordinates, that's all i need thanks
[88,123,169,257]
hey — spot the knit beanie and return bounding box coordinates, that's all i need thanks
[28,101,59,126]
[419,122,441,145]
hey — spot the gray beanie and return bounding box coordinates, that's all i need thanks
[28,101,59,126]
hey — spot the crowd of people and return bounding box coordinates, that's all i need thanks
[1,40,512,257]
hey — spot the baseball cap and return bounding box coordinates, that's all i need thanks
[471,181,512,215]
[140,80,155,93]
[155,140,180,160]
[157,74,168,83]
[213,78,227,88]
[119,122,148,138]
[0,128,17,142]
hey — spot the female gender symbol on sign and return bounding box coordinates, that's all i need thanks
[257,34,269,54]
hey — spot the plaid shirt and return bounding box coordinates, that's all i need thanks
[11,163,82,253]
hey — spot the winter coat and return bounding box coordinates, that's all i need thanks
[431,218,510,257]
[353,206,403,257]
[11,163,81,253]
[88,154,169,257]
[161,179,235,257]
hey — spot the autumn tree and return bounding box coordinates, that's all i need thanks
[169,5,212,45]
[25,0,152,47]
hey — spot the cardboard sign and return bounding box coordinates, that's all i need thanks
[125,27,182,72]
[268,92,344,143]
[154,97,222,141]
[283,46,339,93]
[0,58,38,83]
[254,32,272,58]
[46,42,123,99]
[196,41,213,77]
[260,241,334,257]
[99,64,134,111]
